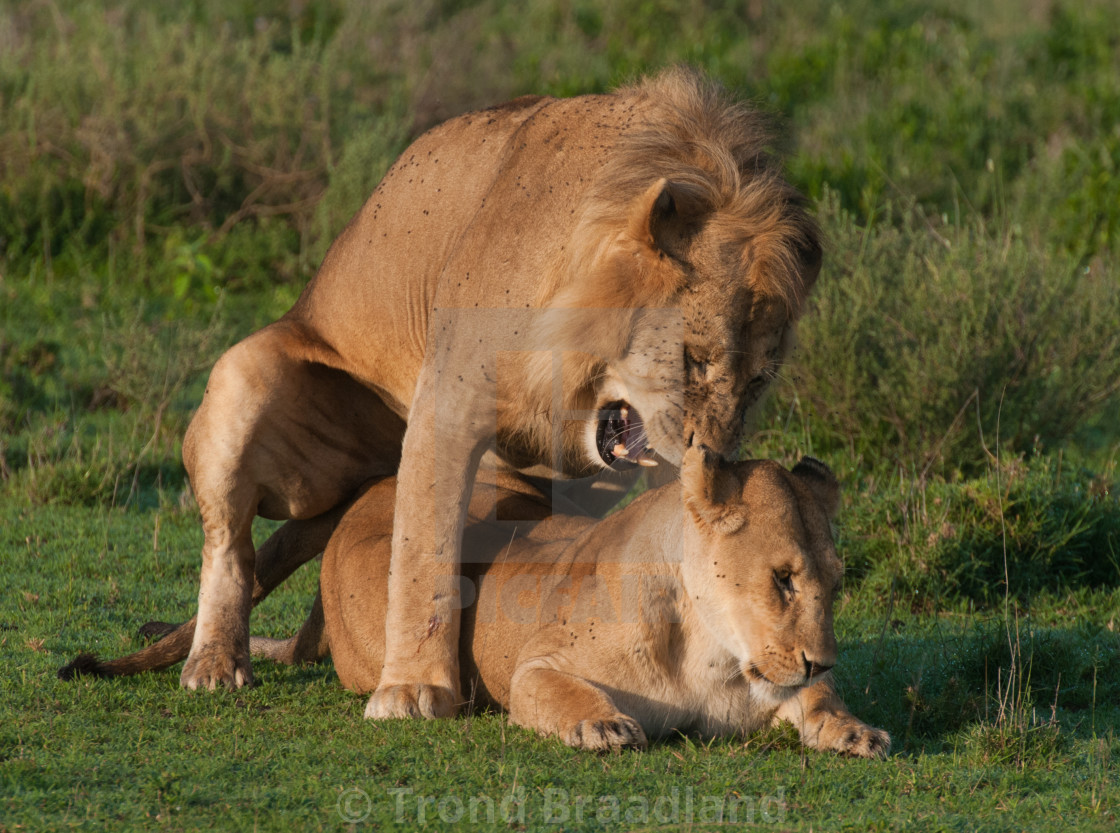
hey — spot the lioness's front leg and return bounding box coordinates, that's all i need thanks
[509,661,648,751]
[774,676,891,759]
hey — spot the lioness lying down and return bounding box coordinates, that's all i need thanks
[251,447,889,757]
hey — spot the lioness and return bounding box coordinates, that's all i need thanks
[171,68,822,722]
[248,447,889,757]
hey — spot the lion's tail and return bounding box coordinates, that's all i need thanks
[57,594,328,679]
[58,618,197,680]
[57,498,354,683]
[248,590,328,666]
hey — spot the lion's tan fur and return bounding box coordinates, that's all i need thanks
[269,449,887,757]
[159,68,822,719]
[541,69,817,312]
[512,70,820,466]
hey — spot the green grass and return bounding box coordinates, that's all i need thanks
[3,0,1120,829]
[3,503,1118,830]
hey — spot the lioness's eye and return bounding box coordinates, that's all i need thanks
[774,570,794,595]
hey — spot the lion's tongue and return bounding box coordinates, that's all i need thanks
[612,406,658,467]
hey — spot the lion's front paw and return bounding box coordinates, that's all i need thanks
[364,684,459,720]
[826,720,891,759]
[180,646,253,691]
[562,715,648,752]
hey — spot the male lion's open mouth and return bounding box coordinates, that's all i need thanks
[596,401,658,467]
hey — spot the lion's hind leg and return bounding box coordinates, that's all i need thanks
[179,321,403,691]
[59,505,346,681]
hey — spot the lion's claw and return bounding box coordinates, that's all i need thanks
[180,647,253,691]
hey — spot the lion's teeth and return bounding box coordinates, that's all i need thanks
[620,406,629,420]
[613,443,629,457]
[637,450,658,467]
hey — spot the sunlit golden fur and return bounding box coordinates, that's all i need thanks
[131,69,821,723]
[509,69,822,470]
[539,69,818,312]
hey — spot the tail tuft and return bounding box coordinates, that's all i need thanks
[58,652,116,681]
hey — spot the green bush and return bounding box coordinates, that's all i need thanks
[785,193,1120,474]
[4,0,1120,269]
[0,2,345,285]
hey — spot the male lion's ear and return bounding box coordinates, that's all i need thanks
[682,444,745,535]
[629,178,706,261]
[791,456,840,520]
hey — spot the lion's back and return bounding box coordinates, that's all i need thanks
[281,96,549,394]
[286,91,627,395]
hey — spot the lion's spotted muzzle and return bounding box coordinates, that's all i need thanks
[596,401,658,468]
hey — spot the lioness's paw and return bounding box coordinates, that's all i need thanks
[180,648,253,691]
[563,715,647,752]
[364,684,458,720]
[826,721,891,760]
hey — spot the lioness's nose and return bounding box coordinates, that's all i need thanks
[802,652,834,679]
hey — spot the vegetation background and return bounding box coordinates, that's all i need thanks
[1,0,1118,829]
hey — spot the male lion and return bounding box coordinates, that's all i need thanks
[168,67,822,720]
[251,446,888,756]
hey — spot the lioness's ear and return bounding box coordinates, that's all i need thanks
[682,444,745,535]
[629,178,705,260]
[791,456,840,520]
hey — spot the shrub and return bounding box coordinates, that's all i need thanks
[783,192,1120,475]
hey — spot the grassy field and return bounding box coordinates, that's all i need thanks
[2,0,1119,830]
